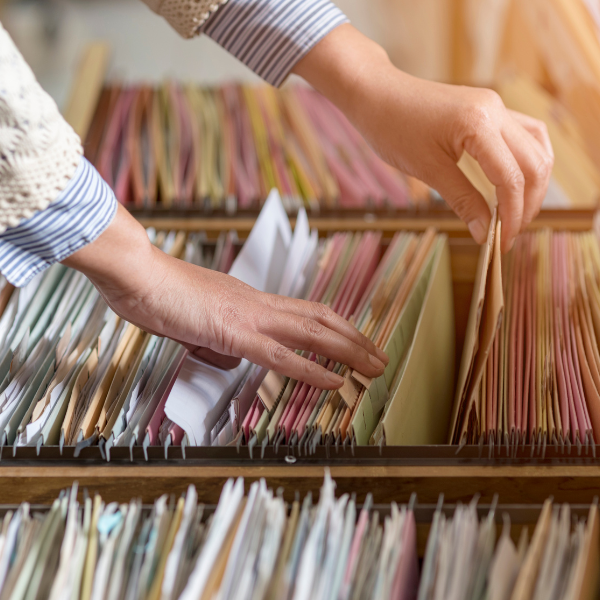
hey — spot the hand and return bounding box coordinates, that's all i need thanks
[293,24,554,253]
[62,205,388,390]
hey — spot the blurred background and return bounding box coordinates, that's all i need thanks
[3,0,600,210]
[0,0,387,106]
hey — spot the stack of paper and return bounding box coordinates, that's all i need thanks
[0,473,420,600]
[85,83,433,213]
[450,215,600,453]
[0,222,242,458]
[0,474,598,599]
[419,495,600,600]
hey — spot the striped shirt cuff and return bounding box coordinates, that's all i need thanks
[202,0,349,86]
[0,157,118,287]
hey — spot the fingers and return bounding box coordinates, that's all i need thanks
[240,332,345,390]
[266,295,389,366]
[181,344,243,370]
[502,117,553,228]
[464,129,525,253]
[426,158,492,244]
[257,309,386,379]
[507,110,554,159]
[437,94,553,252]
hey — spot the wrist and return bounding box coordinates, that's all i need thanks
[61,203,156,299]
[292,23,412,148]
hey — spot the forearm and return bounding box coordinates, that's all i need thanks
[291,23,431,175]
[292,23,400,129]
[61,203,156,303]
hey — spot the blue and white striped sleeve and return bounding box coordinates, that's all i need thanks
[202,0,349,87]
[0,157,118,287]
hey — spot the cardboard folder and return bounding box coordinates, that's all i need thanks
[350,235,455,445]
[380,236,455,445]
[449,211,503,444]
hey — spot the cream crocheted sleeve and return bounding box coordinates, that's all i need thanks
[140,0,229,38]
[0,23,82,234]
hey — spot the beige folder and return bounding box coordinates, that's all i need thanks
[380,235,455,445]
[449,210,504,444]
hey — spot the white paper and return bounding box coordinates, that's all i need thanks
[291,229,319,300]
[179,478,245,600]
[228,189,291,293]
[161,485,198,600]
[278,207,310,297]
[165,191,295,446]
[487,520,521,600]
[165,355,250,446]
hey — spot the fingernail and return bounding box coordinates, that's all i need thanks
[326,371,344,387]
[503,236,515,254]
[468,219,487,244]
[369,354,386,372]
[376,348,389,366]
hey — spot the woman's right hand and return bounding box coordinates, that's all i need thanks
[294,23,554,253]
[63,204,388,390]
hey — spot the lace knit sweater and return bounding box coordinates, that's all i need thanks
[141,0,229,38]
[0,23,82,233]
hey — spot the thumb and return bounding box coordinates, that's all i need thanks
[429,162,492,244]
